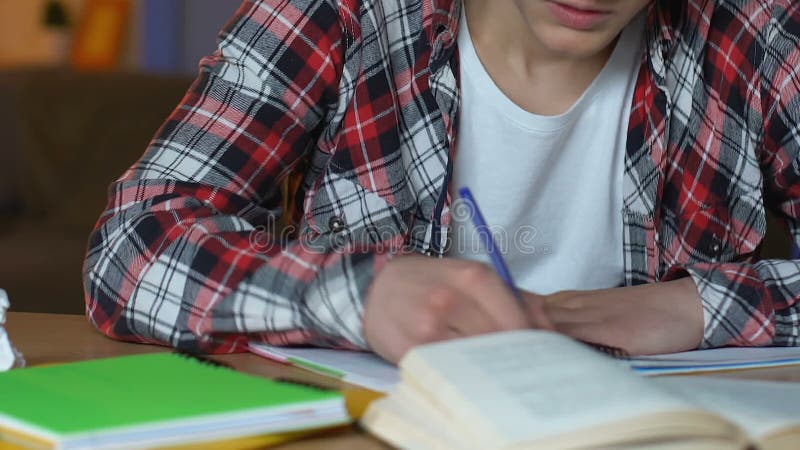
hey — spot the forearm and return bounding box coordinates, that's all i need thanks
[537,277,705,355]
[83,178,395,353]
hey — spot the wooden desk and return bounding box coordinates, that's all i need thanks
[6,313,800,449]
[5,313,389,450]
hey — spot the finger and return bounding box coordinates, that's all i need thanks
[543,290,585,305]
[520,290,556,330]
[447,262,530,330]
[400,287,466,345]
[445,297,502,336]
[442,326,463,340]
[524,295,556,331]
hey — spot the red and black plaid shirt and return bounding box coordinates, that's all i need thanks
[84,0,800,353]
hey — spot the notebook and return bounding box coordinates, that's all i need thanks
[249,341,800,392]
[629,346,800,374]
[248,343,399,393]
[362,330,800,449]
[0,353,350,449]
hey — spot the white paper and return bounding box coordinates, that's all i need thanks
[629,347,800,374]
[248,343,400,392]
[250,341,800,392]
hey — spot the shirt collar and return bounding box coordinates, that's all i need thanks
[645,1,683,82]
[650,1,681,45]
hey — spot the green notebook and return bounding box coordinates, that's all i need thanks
[0,353,349,449]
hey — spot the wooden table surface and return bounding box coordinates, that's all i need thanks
[6,312,800,449]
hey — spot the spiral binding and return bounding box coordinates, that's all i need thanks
[580,341,630,360]
[173,352,335,391]
[174,351,233,369]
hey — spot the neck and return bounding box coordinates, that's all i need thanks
[463,0,617,115]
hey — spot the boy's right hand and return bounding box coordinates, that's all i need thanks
[363,255,551,363]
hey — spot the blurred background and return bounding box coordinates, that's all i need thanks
[0,0,240,72]
[0,0,240,314]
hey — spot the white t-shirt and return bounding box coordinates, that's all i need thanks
[449,12,644,294]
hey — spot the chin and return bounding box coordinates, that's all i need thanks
[536,27,617,59]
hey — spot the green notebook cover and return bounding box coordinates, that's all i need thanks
[0,352,346,444]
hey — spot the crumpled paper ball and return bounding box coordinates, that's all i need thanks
[0,289,25,371]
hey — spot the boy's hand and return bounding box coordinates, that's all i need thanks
[533,277,705,355]
[364,255,552,363]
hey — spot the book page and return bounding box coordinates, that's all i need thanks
[362,385,474,450]
[404,330,701,446]
[654,377,800,440]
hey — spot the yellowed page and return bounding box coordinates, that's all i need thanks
[402,330,722,448]
[654,377,800,444]
[362,385,473,450]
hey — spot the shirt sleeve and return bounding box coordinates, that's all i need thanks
[666,2,800,349]
[83,0,392,353]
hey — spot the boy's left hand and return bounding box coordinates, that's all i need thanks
[527,277,705,356]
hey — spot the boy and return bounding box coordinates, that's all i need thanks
[84,0,800,363]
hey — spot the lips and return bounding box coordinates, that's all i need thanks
[546,1,613,30]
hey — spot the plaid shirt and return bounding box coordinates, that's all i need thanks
[84,0,800,353]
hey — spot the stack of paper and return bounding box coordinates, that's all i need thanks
[628,346,800,375]
[250,342,800,392]
[249,344,399,392]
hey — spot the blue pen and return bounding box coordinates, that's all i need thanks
[457,187,630,358]
[457,187,524,304]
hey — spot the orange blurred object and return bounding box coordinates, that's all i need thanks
[71,0,131,70]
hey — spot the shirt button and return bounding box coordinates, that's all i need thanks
[328,216,346,233]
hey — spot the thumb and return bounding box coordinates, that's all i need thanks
[522,291,555,331]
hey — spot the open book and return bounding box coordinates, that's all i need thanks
[361,330,800,450]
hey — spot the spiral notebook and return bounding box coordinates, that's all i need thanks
[0,353,349,449]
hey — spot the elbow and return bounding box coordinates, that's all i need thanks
[82,226,136,343]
